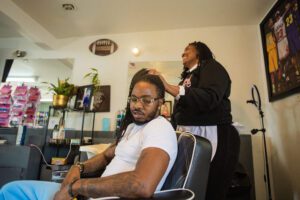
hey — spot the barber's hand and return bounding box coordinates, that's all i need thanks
[61,165,80,189]
[148,68,161,76]
[54,185,73,200]
[148,68,168,86]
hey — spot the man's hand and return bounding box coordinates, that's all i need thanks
[61,165,81,189]
[54,185,73,200]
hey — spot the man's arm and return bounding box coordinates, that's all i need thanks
[72,147,170,198]
[60,143,116,189]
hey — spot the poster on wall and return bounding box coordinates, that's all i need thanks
[74,85,93,111]
[260,0,300,101]
[160,101,172,118]
[92,85,111,112]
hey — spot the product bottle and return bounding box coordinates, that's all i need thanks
[58,124,65,140]
[57,117,65,140]
[16,125,26,145]
[52,124,59,140]
[116,110,122,131]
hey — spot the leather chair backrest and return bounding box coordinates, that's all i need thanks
[162,131,212,200]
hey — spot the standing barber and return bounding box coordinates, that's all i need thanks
[149,41,240,200]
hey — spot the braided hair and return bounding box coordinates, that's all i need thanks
[181,41,214,79]
[116,70,165,143]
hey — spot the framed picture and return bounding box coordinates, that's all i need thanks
[74,85,93,111]
[160,100,172,118]
[91,85,111,112]
[260,0,300,101]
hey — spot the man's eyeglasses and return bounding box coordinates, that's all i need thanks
[128,96,160,105]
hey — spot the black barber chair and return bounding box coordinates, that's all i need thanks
[99,131,212,200]
[152,131,212,200]
[0,145,41,187]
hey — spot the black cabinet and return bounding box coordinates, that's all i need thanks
[227,134,255,200]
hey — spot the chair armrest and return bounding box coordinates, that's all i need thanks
[89,188,194,200]
[80,143,111,159]
[152,188,194,199]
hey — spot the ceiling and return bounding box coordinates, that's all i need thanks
[0,0,275,39]
[0,11,22,38]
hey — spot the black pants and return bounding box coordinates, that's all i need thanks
[205,124,240,200]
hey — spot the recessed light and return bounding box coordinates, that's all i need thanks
[62,4,75,11]
[132,48,140,56]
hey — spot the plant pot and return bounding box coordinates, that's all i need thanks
[53,95,69,108]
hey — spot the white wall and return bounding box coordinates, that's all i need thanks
[1,25,268,199]
[256,30,300,199]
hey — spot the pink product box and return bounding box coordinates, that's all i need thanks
[26,102,38,108]
[25,116,35,122]
[14,86,28,95]
[11,110,23,116]
[0,85,12,94]
[0,98,12,104]
[12,95,28,101]
[0,113,9,118]
[12,103,25,108]
[0,107,10,113]
[26,108,36,115]
[0,94,11,99]
[29,88,40,95]
[12,99,27,106]
[28,95,41,102]
[12,105,26,111]
[0,104,11,109]
[0,118,9,126]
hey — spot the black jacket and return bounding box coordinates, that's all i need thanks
[171,59,232,127]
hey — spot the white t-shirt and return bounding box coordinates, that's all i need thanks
[101,116,178,191]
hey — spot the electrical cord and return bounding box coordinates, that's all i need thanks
[30,142,73,167]
[65,141,73,160]
[30,144,53,167]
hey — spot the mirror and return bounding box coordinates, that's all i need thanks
[127,61,182,116]
[2,58,73,108]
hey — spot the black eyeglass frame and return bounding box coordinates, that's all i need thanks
[128,96,161,105]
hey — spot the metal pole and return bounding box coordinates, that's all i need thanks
[259,110,272,200]
[91,112,96,144]
[80,108,85,145]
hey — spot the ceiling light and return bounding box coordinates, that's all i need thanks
[62,4,75,11]
[14,50,27,58]
[132,48,140,56]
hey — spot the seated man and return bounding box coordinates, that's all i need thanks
[0,74,177,200]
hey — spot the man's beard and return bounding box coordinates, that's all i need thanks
[132,107,159,125]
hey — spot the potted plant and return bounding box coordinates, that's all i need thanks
[84,68,101,111]
[84,68,100,90]
[44,78,75,108]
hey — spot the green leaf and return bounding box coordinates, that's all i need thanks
[84,73,92,78]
